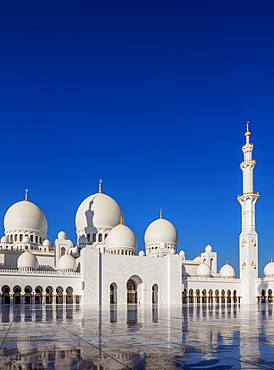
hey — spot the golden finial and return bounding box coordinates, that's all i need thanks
[98,179,102,193]
[271,258,273,262]
[226,260,228,264]
[25,189,29,201]
[160,209,163,219]
[120,215,124,225]
[245,121,251,142]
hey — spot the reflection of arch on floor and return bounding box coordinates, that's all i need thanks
[202,289,207,303]
[110,283,117,304]
[152,284,158,304]
[196,289,200,304]
[2,285,10,304]
[13,285,21,304]
[208,289,213,303]
[182,288,187,304]
[35,286,43,304]
[24,285,32,304]
[268,289,273,303]
[215,290,219,303]
[46,286,53,304]
[66,286,73,304]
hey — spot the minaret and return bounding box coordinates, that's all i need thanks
[237,122,259,304]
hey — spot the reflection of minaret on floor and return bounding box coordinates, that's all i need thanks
[237,122,259,304]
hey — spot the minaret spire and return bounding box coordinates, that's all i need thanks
[98,179,102,193]
[25,189,29,201]
[237,122,259,304]
[160,209,163,219]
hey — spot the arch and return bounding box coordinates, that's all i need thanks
[14,234,17,242]
[35,236,38,243]
[189,289,194,303]
[208,289,213,303]
[19,234,23,242]
[60,247,66,257]
[233,290,237,303]
[24,285,32,304]
[35,286,43,304]
[56,286,63,304]
[261,289,266,303]
[110,283,117,304]
[2,285,10,304]
[202,289,207,303]
[127,279,137,304]
[87,234,90,243]
[39,237,42,244]
[30,235,33,242]
[13,285,21,304]
[105,234,108,240]
[227,290,231,303]
[182,288,187,304]
[46,286,53,304]
[268,289,273,303]
[10,235,13,242]
[152,284,159,304]
[221,289,225,303]
[66,286,73,304]
[196,289,200,304]
[98,233,103,242]
[92,233,96,242]
[215,289,219,303]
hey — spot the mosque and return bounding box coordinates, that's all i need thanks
[0,125,273,306]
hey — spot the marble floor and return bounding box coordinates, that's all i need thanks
[0,304,274,369]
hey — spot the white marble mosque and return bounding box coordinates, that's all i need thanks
[0,124,274,306]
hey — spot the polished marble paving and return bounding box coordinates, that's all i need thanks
[0,304,274,369]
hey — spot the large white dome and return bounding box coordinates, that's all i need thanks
[144,218,177,245]
[106,224,137,251]
[264,261,274,277]
[75,192,122,231]
[197,262,211,277]
[219,262,235,278]
[4,200,47,234]
[17,250,39,270]
[58,253,77,271]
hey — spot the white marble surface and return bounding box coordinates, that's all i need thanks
[0,304,274,369]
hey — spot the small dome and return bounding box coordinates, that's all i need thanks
[22,235,30,243]
[1,236,7,243]
[58,253,77,271]
[145,218,177,245]
[197,262,211,277]
[193,255,202,263]
[75,192,122,231]
[106,224,137,251]
[58,231,67,240]
[179,250,185,257]
[220,262,235,278]
[139,250,145,257]
[17,250,38,270]
[43,239,51,247]
[264,261,274,277]
[205,244,212,252]
[4,200,47,235]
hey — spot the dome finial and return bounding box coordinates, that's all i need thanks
[245,121,251,143]
[98,179,103,193]
[160,209,163,219]
[25,189,29,201]
[120,215,124,225]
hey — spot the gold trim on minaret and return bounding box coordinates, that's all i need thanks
[25,189,29,201]
[160,209,163,219]
[245,121,251,143]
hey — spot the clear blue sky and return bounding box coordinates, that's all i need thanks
[0,0,274,277]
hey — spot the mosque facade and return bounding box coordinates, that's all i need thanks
[0,125,274,306]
